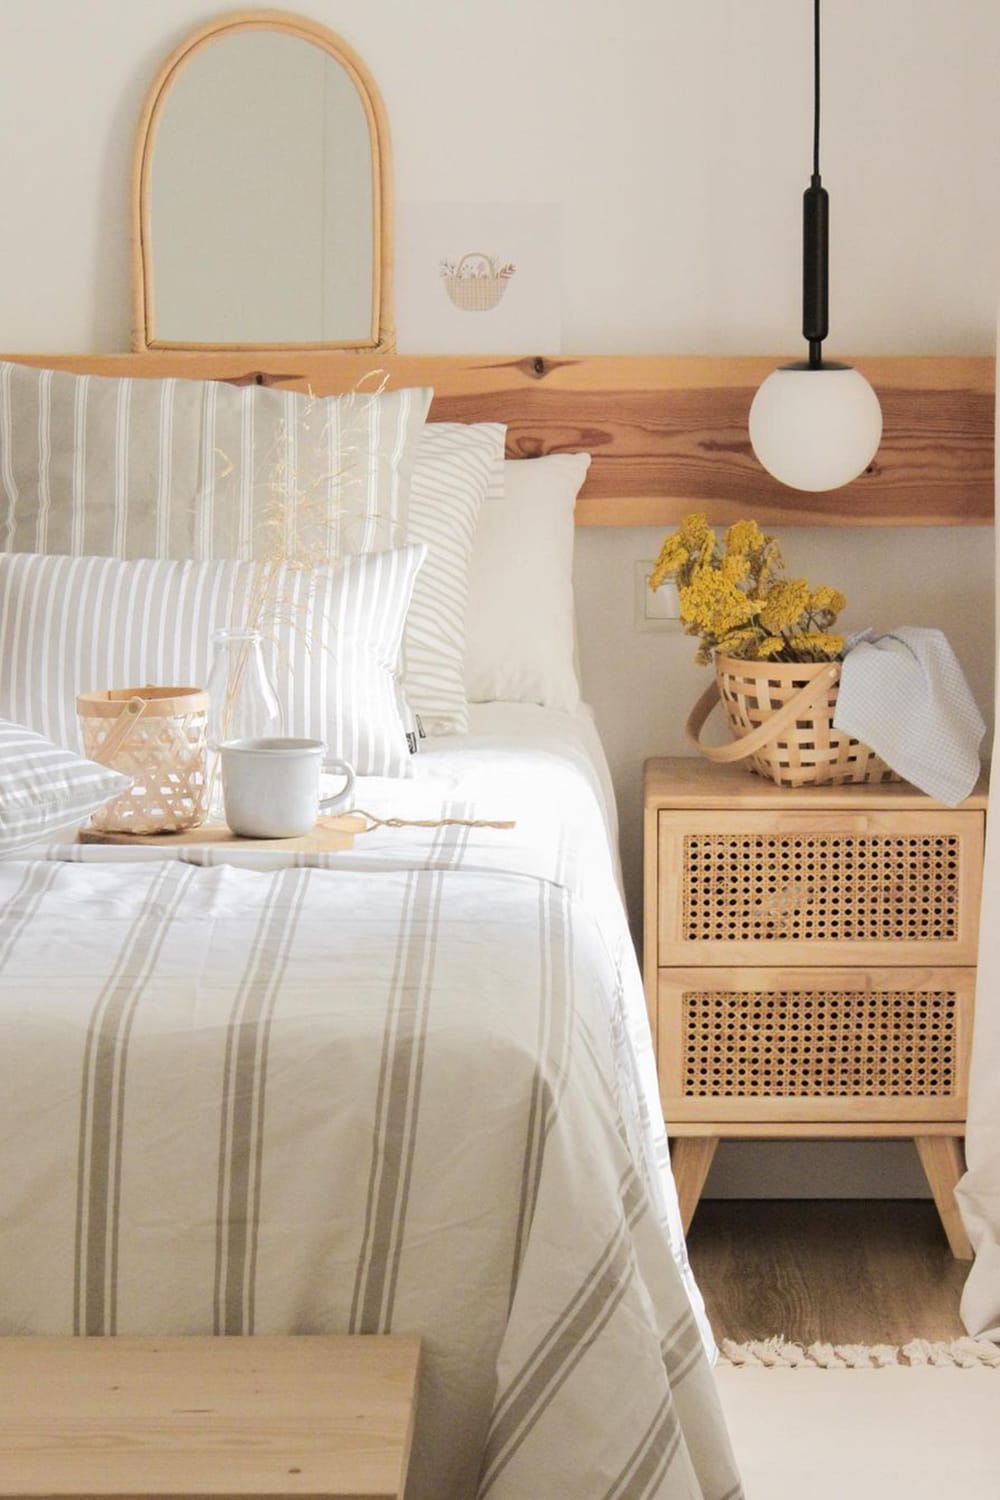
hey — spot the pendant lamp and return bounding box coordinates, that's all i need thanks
[749,0,882,493]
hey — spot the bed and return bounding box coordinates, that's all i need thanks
[1,0,994,1485]
[1,698,743,1500]
[0,344,756,1500]
[0,336,990,1498]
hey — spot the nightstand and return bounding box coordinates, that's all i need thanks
[643,756,987,1258]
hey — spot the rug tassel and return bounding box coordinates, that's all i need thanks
[720,1336,1000,1369]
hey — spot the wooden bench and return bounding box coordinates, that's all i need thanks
[0,1336,420,1500]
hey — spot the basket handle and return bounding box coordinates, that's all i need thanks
[90,695,148,765]
[455,252,495,276]
[685,662,841,763]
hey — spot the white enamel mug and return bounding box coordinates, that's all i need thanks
[220,737,355,839]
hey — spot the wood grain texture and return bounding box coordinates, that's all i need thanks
[670,1137,719,1233]
[686,1200,969,1344]
[77,815,366,851]
[644,756,990,810]
[0,1335,420,1499]
[915,1136,974,1260]
[1,352,991,525]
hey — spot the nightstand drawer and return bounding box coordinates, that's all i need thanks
[657,809,983,966]
[657,966,974,1123]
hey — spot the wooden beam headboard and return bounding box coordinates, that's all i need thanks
[4,350,993,526]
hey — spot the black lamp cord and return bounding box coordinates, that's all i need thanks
[812,0,821,179]
[803,0,829,367]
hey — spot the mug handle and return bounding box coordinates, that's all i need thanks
[319,758,355,813]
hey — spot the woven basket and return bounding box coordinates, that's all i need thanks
[442,253,510,312]
[685,655,899,788]
[77,686,210,834]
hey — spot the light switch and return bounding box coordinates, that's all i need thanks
[635,560,681,632]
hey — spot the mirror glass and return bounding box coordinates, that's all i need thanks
[149,28,374,345]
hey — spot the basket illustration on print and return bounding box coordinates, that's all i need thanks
[440,252,516,312]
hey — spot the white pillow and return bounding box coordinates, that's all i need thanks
[0,360,432,560]
[464,454,590,712]
[404,422,505,735]
[0,716,131,854]
[0,548,425,778]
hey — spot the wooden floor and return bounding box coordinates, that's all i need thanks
[686,1200,969,1345]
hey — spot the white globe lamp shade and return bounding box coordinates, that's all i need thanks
[748,364,883,492]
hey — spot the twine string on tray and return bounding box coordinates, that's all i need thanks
[353,809,516,832]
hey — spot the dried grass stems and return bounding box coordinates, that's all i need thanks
[211,372,392,743]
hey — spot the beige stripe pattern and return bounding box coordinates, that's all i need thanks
[0,363,18,549]
[0,359,517,738]
[0,360,431,561]
[508,877,573,1305]
[0,733,742,1500]
[215,868,310,1335]
[350,868,441,1334]
[74,863,194,1335]
[601,1391,684,1500]
[0,548,425,776]
[350,815,474,1335]
[0,861,61,968]
[481,1219,636,1491]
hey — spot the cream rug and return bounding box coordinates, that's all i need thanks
[716,1344,1000,1500]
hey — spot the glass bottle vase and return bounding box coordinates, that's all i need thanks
[204,628,283,821]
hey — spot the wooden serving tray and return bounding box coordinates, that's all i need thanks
[77,814,367,852]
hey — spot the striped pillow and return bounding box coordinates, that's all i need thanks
[404,423,505,735]
[0,361,431,560]
[0,717,131,854]
[0,548,426,778]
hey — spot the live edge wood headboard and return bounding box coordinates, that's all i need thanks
[4,350,993,526]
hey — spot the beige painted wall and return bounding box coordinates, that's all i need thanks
[1,0,997,1195]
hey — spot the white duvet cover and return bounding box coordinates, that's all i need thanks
[0,704,741,1500]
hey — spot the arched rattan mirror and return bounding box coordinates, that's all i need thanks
[132,10,394,352]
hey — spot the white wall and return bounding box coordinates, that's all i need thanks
[1,0,997,1197]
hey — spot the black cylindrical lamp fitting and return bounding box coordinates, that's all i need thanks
[802,173,829,368]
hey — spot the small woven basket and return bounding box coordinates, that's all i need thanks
[686,655,899,789]
[77,686,210,834]
[442,252,510,312]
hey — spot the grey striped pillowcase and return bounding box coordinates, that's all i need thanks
[405,423,505,735]
[0,717,131,853]
[0,360,432,560]
[0,549,426,778]
[0,361,506,737]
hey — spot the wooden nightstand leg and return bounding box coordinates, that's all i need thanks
[670,1136,719,1234]
[914,1136,973,1260]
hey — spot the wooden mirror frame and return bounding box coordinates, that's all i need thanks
[131,9,395,354]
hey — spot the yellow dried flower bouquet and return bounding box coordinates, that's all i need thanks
[651,515,896,788]
[649,513,846,665]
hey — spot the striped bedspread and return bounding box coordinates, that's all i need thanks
[0,709,742,1500]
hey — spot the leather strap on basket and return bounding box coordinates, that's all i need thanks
[685,662,841,763]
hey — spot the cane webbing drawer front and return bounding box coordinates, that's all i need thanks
[657,809,983,966]
[657,967,974,1123]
